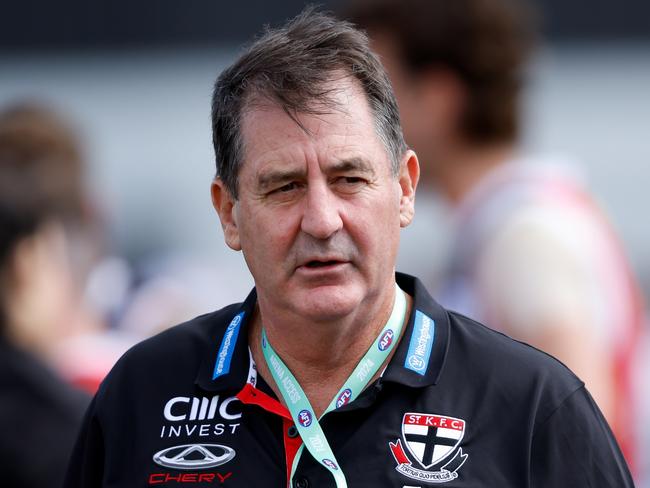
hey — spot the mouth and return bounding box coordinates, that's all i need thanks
[296,257,350,274]
[304,259,344,269]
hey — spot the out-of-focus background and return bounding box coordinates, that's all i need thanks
[0,0,648,485]
[2,0,649,318]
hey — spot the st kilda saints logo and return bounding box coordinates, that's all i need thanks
[389,412,468,483]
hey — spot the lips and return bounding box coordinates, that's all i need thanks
[304,259,343,268]
[296,257,350,271]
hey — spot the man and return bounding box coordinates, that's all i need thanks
[0,104,90,487]
[65,10,633,487]
[347,0,644,469]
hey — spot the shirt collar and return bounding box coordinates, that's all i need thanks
[195,287,257,392]
[195,273,449,392]
[382,272,449,388]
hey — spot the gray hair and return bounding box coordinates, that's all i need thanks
[211,7,407,199]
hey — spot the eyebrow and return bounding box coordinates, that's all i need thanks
[329,157,376,177]
[255,157,376,191]
[256,168,307,191]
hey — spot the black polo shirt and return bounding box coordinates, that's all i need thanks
[0,337,89,488]
[64,273,633,487]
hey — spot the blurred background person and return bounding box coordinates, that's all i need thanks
[347,0,645,473]
[0,103,93,487]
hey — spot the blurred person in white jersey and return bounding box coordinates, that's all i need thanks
[348,0,645,471]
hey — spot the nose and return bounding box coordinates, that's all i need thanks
[300,183,343,239]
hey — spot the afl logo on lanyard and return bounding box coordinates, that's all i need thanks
[378,329,394,351]
[336,388,353,408]
[322,459,339,470]
[298,409,313,427]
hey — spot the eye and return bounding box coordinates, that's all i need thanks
[267,181,303,198]
[333,176,367,190]
[277,182,299,192]
[343,176,364,184]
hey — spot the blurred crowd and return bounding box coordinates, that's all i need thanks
[0,0,648,486]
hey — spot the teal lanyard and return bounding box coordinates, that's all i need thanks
[261,283,407,488]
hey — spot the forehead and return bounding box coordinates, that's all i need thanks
[238,78,390,180]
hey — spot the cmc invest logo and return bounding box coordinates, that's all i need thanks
[163,395,241,422]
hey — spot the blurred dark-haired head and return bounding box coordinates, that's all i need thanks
[0,104,87,331]
[346,0,536,164]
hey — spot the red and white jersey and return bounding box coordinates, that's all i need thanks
[437,155,644,467]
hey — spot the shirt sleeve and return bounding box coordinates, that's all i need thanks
[530,386,634,487]
[63,395,105,488]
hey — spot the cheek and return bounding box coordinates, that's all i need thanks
[239,207,295,264]
[350,195,402,258]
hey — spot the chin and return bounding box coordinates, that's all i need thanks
[293,284,363,322]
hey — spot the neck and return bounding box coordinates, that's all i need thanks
[249,285,411,416]
[425,141,516,205]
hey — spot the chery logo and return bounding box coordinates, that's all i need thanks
[153,444,236,470]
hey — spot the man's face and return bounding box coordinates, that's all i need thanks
[212,77,418,322]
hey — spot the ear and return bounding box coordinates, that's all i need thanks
[398,150,420,228]
[211,178,241,251]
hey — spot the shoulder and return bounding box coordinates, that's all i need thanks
[444,311,584,422]
[120,303,241,364]
[95,302,243,400]
[473,194,630,337]
[464,160,608,258]
[474,160,612,264]
[486,199,604,258]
